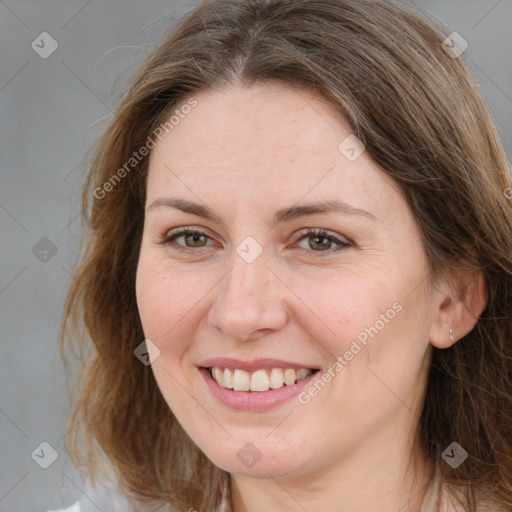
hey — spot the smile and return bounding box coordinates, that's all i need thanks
[198,357,321,410]
[209,367,315,392]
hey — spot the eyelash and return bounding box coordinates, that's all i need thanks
[155,227,352,256]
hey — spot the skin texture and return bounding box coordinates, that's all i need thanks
[135,83,485,511]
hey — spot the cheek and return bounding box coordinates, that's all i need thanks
[136,249,213,316]
[288,271,398,353]
[135,254,206,343]
[289,266,430,403]
[135,257,205,412]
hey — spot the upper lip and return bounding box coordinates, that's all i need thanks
[198,357,320,372]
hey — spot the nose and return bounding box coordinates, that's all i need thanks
[208,249,288,342]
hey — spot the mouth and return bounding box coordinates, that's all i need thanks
[198,364,321,411]
[197,357,322,410]
[204,366,319,392]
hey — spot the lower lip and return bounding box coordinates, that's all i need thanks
[199,368,318,411]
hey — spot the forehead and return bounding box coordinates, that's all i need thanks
[146,83,403,217]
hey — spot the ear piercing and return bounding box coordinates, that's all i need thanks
[449,328,455,341]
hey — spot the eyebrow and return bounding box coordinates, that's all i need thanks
[146,197,377,223]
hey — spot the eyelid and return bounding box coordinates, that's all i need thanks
[156,226,352,255]
[155,226,217,251]
[292,227,352,246]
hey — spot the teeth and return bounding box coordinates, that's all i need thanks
[210,367,313,392]
[250,369,270,391]
[212,367,224,386]
[296,368,310,380]
[269,368,284,389]
[223,367,233,389]
[284,369,296,385]
[232,369,250,391]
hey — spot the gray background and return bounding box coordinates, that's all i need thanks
[1,1,511,511]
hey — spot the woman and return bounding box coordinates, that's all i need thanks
[55,0,512,510]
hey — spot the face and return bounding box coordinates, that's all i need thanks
[135,82,436,480]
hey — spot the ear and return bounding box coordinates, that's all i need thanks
[429,269,487,349]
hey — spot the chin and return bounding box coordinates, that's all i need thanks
[191,432,313,479]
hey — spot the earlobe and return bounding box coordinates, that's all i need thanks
[429,272,487,349]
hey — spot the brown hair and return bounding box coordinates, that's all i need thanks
[60,0,512,510]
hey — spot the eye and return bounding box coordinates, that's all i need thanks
[292,228,351,255]
[155,226,352,255]
[156,227,215,253]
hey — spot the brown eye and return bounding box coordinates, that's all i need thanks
[180,232,208,247]
[157,228,214,252]
[305,234,333,251]
[294,228,351,254]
